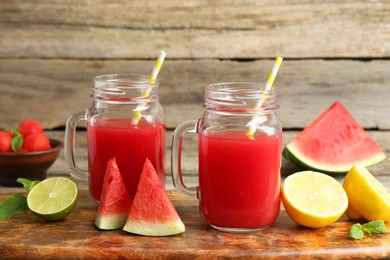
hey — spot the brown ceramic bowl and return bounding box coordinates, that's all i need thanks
[0,139,63,186]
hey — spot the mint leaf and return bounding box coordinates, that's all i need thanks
[350,223,364,239]
[11,129,20,137]
[0,178,40,220]
[0,193,29,220]
[350,220,387,239]
[362,220,387,235]
[17,178,40,192]
[11,134,23,152]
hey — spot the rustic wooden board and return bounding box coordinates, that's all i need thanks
[0,1,389,58]
[1,0,387,31]
[1,59,389,130]
[0,190,390,259]
[0,1,389,130]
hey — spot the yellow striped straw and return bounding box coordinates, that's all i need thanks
[133,50,167,124]
[246,56,283,138]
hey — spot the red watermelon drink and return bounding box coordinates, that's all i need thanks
[171,81,283,232]
[199,131,282,230]
[88,118,166,201]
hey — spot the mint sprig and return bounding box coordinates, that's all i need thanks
[0,193,29,220]
[362,220,387,234]
[350,223,364,239]
[17,178,40,192]
[11,129,23,152]
[0,178,40,220]
[350,220,387,239]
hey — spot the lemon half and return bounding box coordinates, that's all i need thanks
[282,171,348,228]
[343,164,390,221]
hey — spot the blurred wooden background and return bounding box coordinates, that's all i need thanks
[0,0,389,189]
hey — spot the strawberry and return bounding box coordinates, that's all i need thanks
[0,131,12,152]
[19,119,43,137]
[22,132,51,152]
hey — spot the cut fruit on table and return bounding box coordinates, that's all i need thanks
[345,205,362,220]
[95,157,132,230]
[283,101,386,173]
[123,159,185,236]
[343,164,390,221]
[27,177,78,221]
[282,171,348,228]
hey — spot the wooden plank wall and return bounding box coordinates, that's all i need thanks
[0,1,389,181]
[1,0,389,130]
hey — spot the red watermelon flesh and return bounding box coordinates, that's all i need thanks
[123,158,185,236]
[284,101,386,173]
[95,157,132,230]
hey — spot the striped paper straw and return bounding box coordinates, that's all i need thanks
[133,50,167,124]
[246,56,283,138]
[265,56,283,91]
[149,50,167,82]
[256,56,283,109]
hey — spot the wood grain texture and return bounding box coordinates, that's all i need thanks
[0,190,390,259]
[1,59,389,130]
[0,1,389,58]
[1,0,388,30]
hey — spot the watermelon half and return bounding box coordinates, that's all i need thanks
[284,101,386,173]
[123,159,185,236]
[95,157,132,230]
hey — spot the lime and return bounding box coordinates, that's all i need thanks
[27,177,78,221]
[282,171,348,228]
[343,164,390,221]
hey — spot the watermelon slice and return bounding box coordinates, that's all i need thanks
[123,159,185,236]
[95,157,132,230]
[284,101,386,173]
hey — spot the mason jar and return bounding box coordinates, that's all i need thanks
[171,82,282,232]
[65,74,165,202]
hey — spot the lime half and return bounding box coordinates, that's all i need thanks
[27,177,78,221]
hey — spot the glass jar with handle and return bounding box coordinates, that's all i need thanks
[65,74,166,202]
[171,82,282,233]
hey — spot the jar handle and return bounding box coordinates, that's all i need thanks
[64,110,88,180]
[171,120,198,198]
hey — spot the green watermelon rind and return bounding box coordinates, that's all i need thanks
[123,220,185,237]
[283,145,386,174]
[95,213,129,230]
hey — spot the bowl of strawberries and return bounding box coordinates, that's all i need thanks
[0,119,63,186]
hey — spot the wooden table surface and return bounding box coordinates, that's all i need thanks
[1,190,390,260]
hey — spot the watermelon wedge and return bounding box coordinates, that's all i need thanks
[284,101,386,173]
[123,159,185,236]
[95,157,132,230]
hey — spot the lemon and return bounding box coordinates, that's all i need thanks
[27,177,78,221]
[282,171,348,228]
[343,164,390,221]
[345,205,362,220]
